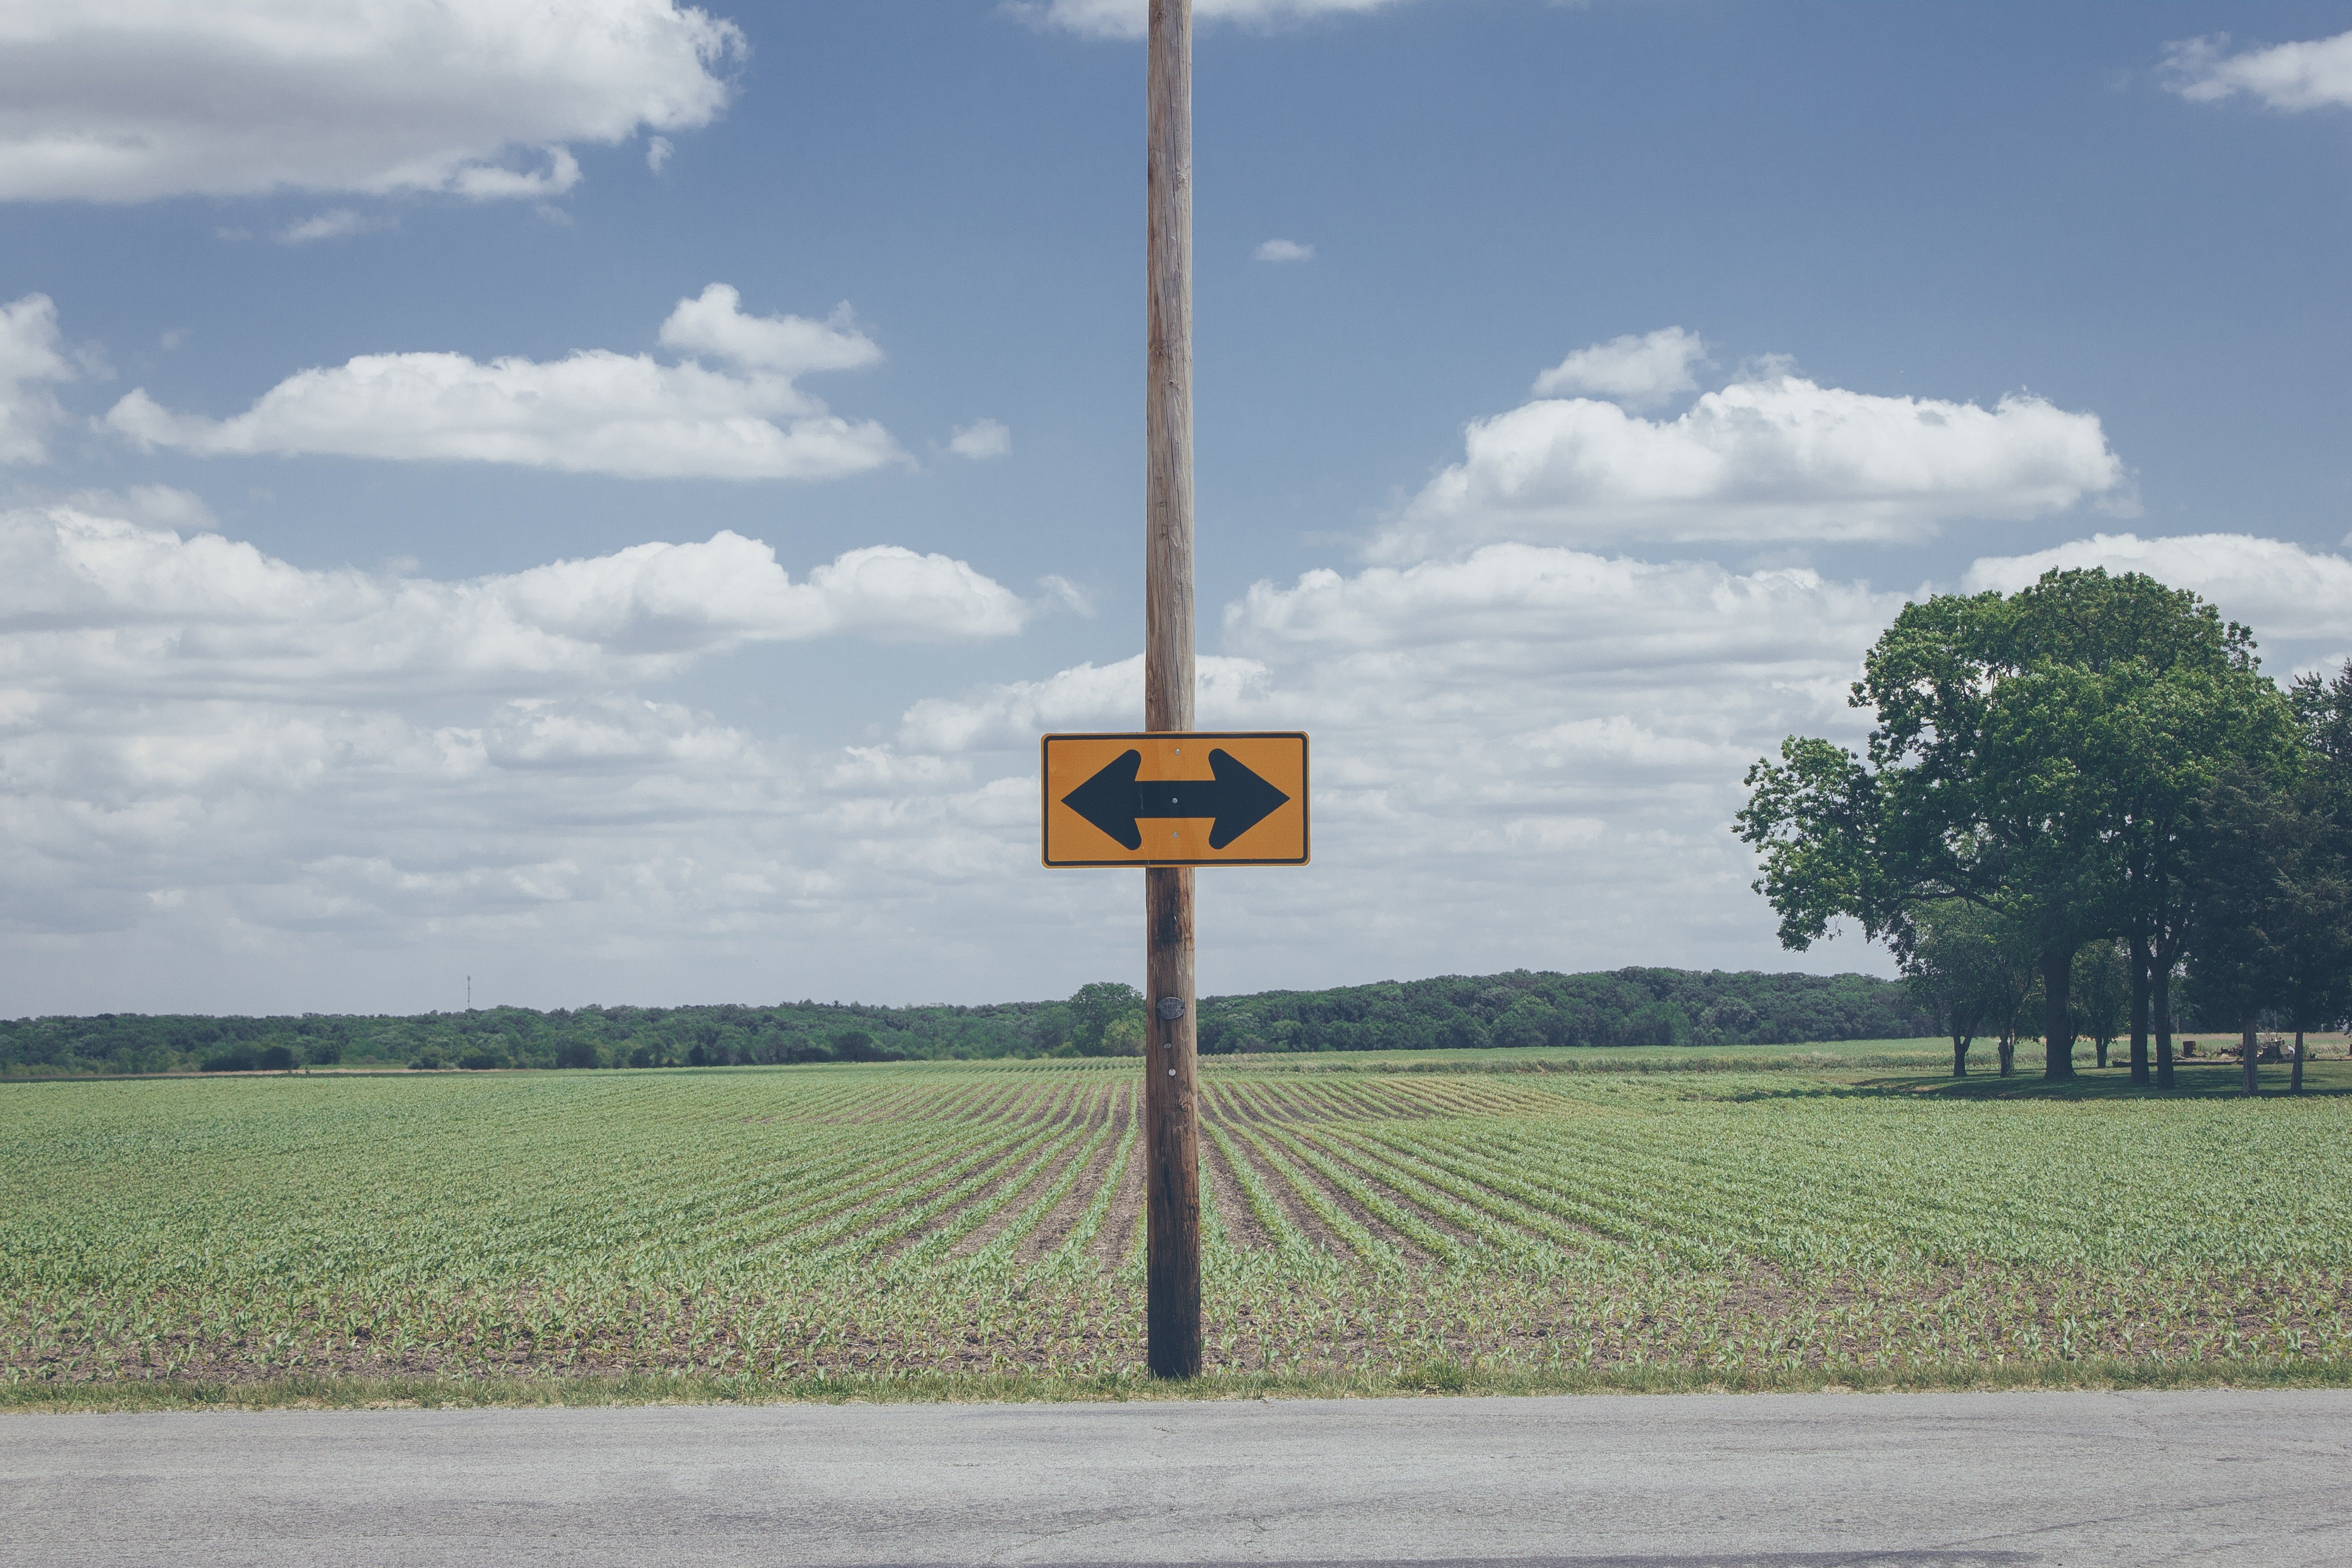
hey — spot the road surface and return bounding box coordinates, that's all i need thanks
[5,1388,2347,1566]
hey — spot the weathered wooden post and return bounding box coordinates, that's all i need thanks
[1042,0,1304,1380]
[1142,0,1201,1382]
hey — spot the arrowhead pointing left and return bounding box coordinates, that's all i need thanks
[1062,748,1144,849]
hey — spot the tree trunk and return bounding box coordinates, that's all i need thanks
[2240,1024,2259,1096]
[2127,932,2150,1085]
[2041,943,2077,1081]
[2095,1037,2109,1069]
[1951,1035,1969,1078]
[2292,1029,2304,1094]
[2152,941,2176,1090]
[1998,1035,2014,1077]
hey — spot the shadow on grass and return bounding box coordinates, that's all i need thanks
[1844,1059,2352,1102]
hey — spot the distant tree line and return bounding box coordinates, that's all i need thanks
[0,966,1935,1078]
[1740,568,2352,1091]
[1195,967,1927,1054]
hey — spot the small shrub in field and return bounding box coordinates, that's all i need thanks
[554,1040,600,1070]
[199,1047,257,1073]
[409,1047,450,1071]
[253,1044,296,1073]
[456,1050,506,1071]
[304,1040,343,1067]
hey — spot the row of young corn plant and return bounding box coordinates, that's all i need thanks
[6,1062,2349,1384]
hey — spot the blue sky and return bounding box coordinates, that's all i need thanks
[4,0,2350,1016]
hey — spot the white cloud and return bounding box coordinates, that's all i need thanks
[1382,371,2130,557]
[0,496,1056,1007]
[1963,532,2352,652]
[899,655,1277,752]
[647,135,674,174]
[0,500,1029,706]
[453,148,583,203]
[2162,31,2352,112]
[0,293,76,465]
[881,543,1903,990]
[0,1,742,203]
[1532,326,1707,409]
[0,490,1914,1008]
[1013,0,1414,39]
[1255,239,1314,263]
[275,209,392,245]
[949,418,1012,460]
[104,284,904,481]
[656,284,881,376]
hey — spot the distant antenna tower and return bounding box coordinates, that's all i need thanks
[466,974,472,1010]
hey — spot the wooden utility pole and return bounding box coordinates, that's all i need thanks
[1142,0,1201,1381]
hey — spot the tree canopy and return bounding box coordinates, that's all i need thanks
[1739,568,2307,1081]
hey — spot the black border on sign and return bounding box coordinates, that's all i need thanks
[1040,731,1311,868]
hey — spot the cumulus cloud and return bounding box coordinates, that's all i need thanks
[1013,0,1414,39]
[1964,532,2352,655]
[275,209,392,245]
[1381,370,2130,556]
[0,499,1028,701]
[0,293,75,464]
[104,284,904,481]
[899,655,1276,752]
[1532,327,1707,409]
[948,419,1012,460]
[2162,30,2352,112]
[656,284,880,377]
[0,495,1053,1007]
[874,544,1905,989]
[1255,239,1314,263]
[0,489,1913,1007]
[0,0,742,203]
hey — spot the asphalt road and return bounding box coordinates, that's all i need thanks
[5,1388,2348,1567]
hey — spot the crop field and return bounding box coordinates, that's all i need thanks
[4,1058,2349,1392]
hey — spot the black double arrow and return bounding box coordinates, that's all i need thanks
[1062,748,1291,851]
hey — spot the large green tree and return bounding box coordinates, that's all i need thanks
[2291,660,2352,771]
[1900,900,2026,1078]
[1065,982,1147,1057]
[2185,767,2303,1095]
[2072,939,2129,1070]
[1738,569,2294,1081]
[2283,660,2352,1090]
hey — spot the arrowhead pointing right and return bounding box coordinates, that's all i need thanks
[1062,748,1145,850]
[1207,748,1290,849]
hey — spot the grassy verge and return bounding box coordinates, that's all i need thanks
[8,1357,2350,1415]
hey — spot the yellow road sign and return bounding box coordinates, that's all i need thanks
[1042,732,1309,867]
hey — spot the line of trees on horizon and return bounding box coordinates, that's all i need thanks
[1739,567,2352,1092]
[0,965,1939,1077]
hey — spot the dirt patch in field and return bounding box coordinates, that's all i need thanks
[1199,1132,1275,1253]
[1091,1132,1147,1267]
[1233,1125,1435,1265]
[1340,1127,1612,1248]
[948,1127,1104,1260]
[1302,1133,1482,1255]
[1017,1120,1129,1264]
[1210,1119,1349,1255]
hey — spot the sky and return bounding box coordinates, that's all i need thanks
[4,0,2351,1018]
